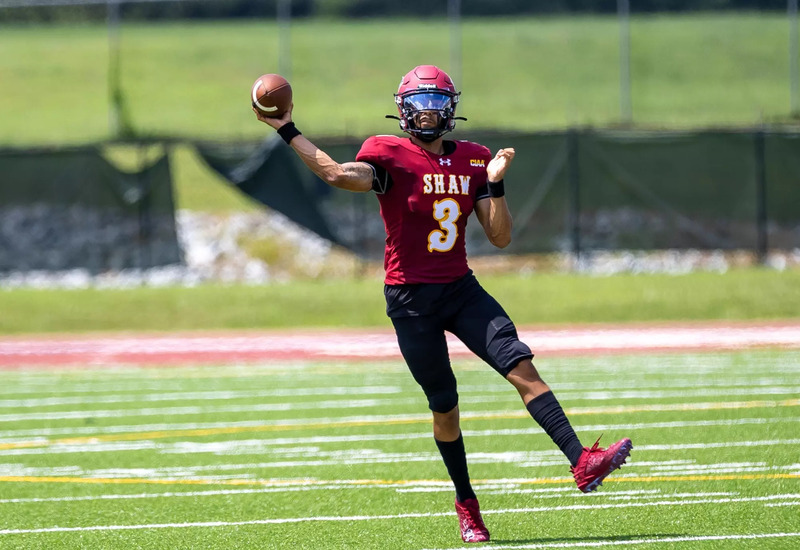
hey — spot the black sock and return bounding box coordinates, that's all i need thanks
[526,391,584,466]
[434,432,476,502]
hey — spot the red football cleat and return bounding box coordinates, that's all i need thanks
[571,436,632,493]
[454,498,490,543]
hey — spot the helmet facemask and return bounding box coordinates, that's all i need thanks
[395,90,460,142]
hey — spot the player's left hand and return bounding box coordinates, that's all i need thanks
[487,148,515,182]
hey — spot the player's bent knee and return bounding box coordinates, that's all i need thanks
[488,318,534,377]
[427,389,458,413]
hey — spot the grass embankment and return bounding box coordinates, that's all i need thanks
[1,268,798,334]
[0,13,796,146]
[4,14,797,212]
[2,14,798,335]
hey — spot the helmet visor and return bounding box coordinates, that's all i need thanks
[402,92,453,112]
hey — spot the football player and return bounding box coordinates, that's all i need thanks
[254,65,632,544]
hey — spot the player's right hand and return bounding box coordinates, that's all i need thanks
[253,103,294,131]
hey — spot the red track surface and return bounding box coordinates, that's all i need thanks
[1,321,798,368]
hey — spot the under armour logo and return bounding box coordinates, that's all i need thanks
[439,158,451,166]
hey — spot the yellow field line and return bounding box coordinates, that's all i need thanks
[606,473,800,484]
[0,418,427,451]
[0,473,797,488]
[1,398,797,452]
[0,476,449,487]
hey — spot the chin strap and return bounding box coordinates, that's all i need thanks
[385,114,463,142]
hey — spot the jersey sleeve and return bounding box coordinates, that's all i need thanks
[356,136,394,194]
[356,136,389,167]
[472,143,493,201]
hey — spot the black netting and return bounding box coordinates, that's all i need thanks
[577,131,759,250]
[0,147,181,272]
[196,136,386,258]
[765,133,800,248]
[197,129,800,261]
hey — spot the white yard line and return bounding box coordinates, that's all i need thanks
[0,385,403,408]
[0,496,798,536]
[0,487,732,505]
[2,374,794,397]
[1,463,796,486]
[0,397,797,424]
[0,415,795,441]
[429,532,800,550]
[0,397,421,423]
[1,385,797,409]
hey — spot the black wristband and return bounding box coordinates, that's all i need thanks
[277,122,301,144]
[488,179,505,198]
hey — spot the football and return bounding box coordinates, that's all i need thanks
[251,74,292,118]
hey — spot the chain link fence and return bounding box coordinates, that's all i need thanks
[2,3,799,274]
[199,128,800,261]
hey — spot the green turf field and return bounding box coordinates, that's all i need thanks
[0,349,797,549]
[0,13,797,146]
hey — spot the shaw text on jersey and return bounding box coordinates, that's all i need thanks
[423,174,471,195]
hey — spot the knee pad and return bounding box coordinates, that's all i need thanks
[427,388,458,414]
[488,317,533,376]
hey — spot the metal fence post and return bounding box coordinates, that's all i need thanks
[137,141,152,275]
[107,0,122,138]
[568,129,582,265]
[278,0,292,81]
[618,0,632,124]
[755,129,768,263]
[790,0,799,116]
[448,0,462,91]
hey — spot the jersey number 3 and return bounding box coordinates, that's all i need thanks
[428,198,461,253]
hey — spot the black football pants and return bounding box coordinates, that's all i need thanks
[386,272,533,413]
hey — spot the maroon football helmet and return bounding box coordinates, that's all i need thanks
[392,65,463,142]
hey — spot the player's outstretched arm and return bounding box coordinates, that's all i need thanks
[475,148,514,248]
[254,105,373,193]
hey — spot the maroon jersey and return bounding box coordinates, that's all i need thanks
[356,135,492,285]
